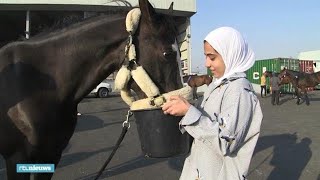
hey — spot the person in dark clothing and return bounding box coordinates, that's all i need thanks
[270,72,280,105]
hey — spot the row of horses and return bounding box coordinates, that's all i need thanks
[0,1,185,179]
[265,69,320,105]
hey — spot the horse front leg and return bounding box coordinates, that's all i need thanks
[5,151,30,180]
[5,148,61,180]
[195,87,198,99]
[296,88,302,105]
[30,149,62,180]
[303,88,310,106]
[192,87,198,100]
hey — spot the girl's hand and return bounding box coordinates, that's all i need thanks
[162,95,191,116]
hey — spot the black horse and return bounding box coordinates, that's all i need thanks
[279,68,320,105]
[0,0,183,179]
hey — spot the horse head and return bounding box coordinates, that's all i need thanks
[127,0,183,98]
[264,71,273,78]
[279,68,289,84]
[204,75,213,85]
[279,68,300,86]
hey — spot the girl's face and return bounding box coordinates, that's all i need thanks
[204,41,225,78]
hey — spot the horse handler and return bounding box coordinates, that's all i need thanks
[270,72,281,105]
[162,27,263,180]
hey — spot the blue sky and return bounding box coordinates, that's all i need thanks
[190,0,320,73]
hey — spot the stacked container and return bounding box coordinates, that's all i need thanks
[314,60,320,89]
[299,60,315,91]
[298,50,320,89]
[208,57,318,93]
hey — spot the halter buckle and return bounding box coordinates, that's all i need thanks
[149,95,166,107]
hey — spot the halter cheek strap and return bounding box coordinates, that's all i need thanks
[114,8,193,110]
[115,8,160,105]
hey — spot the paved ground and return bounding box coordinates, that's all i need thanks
[1,91,319,180]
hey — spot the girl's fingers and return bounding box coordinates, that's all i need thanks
[162,103,169,111]
[162,101,173,111]
[163,107,172,115]
[169,95,181,101]
[162,96,189,116]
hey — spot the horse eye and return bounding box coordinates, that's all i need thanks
[163,49,176,59]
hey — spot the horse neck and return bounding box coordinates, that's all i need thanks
[313,71,320,83]
[290,76,298,85]
[292,70,300,75]
[43,15,128,103]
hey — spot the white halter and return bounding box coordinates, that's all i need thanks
[114,8,193,111]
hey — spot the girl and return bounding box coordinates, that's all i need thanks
[162,27,263,180]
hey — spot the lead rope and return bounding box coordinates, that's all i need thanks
[94,110,133,180]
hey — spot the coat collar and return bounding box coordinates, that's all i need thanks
[203,72,247,101]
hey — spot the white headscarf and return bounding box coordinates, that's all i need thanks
[204,27,255,85]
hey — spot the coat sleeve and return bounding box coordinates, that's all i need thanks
[180,87,256,156]
[216,88,255,155]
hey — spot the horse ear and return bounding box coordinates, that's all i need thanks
[139,0,156,24]
[168,2,174,14]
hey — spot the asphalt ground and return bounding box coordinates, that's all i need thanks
[1,91,319,180]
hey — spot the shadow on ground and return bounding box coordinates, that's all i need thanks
[75,154,186,180]
[58,146,117,168]
[249,133,312,180]
[75,115,123,133]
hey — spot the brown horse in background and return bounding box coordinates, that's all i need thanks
[264,70,297,98]
[183,74,212,99]
[279,68,320,105]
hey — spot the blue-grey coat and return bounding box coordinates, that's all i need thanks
[179,72,263,180]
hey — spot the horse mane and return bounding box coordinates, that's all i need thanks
[30,13,128,42]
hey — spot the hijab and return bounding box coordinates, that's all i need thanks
[204,27,255,85]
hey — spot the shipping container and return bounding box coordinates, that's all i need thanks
[298,50,320,89]
[299,60,314,73]
[246,58,299,93]
[299,60,314,91]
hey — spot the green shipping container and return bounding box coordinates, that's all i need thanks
[246,58,299,93]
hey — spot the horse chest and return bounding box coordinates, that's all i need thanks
[6,105,35,142]
[5,104,76,146]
